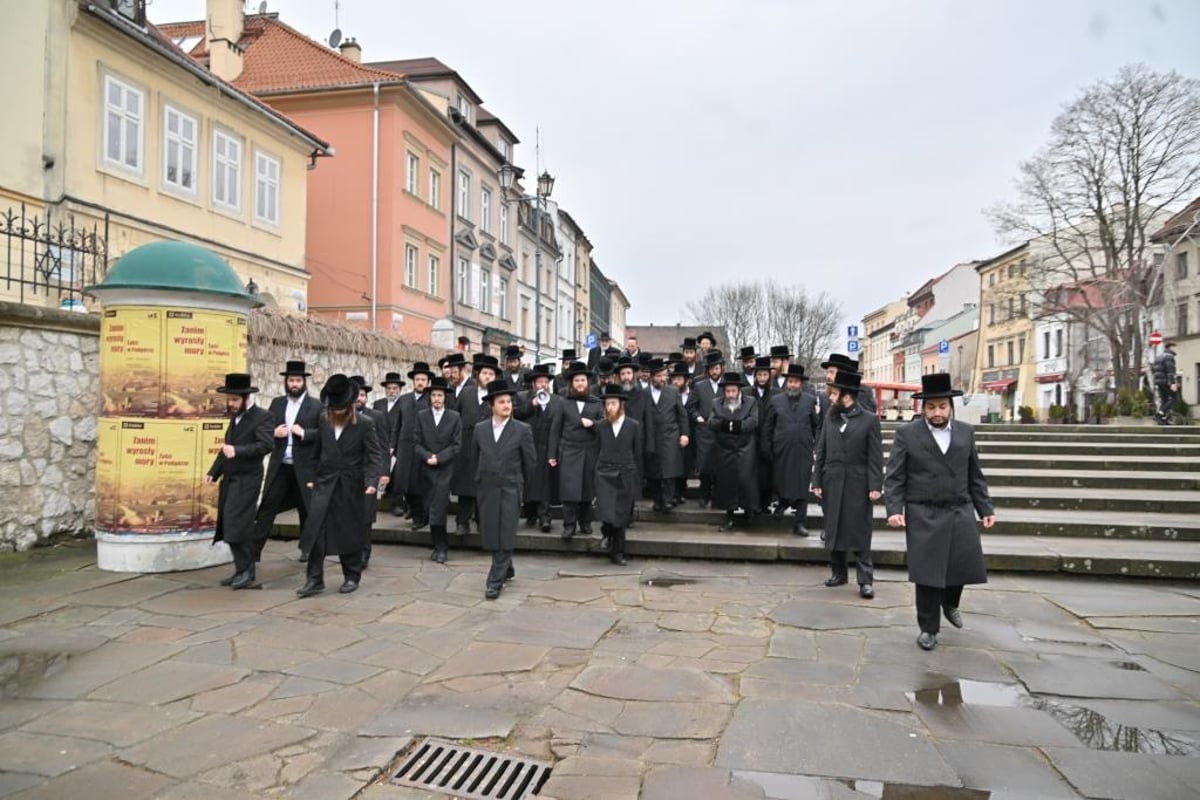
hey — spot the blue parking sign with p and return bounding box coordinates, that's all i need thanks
[938,339,950,354]
[585,332,599,349]
[847,340,860,353]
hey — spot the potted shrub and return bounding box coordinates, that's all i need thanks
[1018,405,1036,424]
[1048,404,1068,424]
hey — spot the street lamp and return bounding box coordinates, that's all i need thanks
[498,161,554,364]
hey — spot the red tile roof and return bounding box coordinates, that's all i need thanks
[1151,196,1200,242]
[156,14,405,95]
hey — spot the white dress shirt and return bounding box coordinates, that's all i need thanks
[612,415,625,437]
[927,420,952,454]
[650,387,661,404]
[283,395,303,464]
[432,408,444,426]
[492,417,509,442]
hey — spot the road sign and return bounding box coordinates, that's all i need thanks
[585,332,599,349]
[847,340,860,353]
[938,339,950,355]
[1149,330,1163,347]
[847,324,859,338]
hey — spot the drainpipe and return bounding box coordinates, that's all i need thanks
[371,82,380,331]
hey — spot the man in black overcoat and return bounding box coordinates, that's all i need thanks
[885,373,996,651]
[745,355,775,512]
[443,352,468,412]
[688,350,724,506]
[594,384,643,565]
[515,364,562,532]
[822,353,877,416]
[253,361,321,570]
[646,358,688,512]
[351,376,391,569]
[502,345,526,390]
[616,357,657,508]
[763,364,819,535]
[680,337,702,381]
[473,379,537,599]
[587,332,611,372]
[813,370,882,599]
[768,345,792,391]
[549,361,602,539]
[552,349,578,396]
[297,374,385,597]
[415,376,462,564]
[206,373,274,589]
[670,362,695,506]
[738,346,758,383]
[708,372,760,530]
[391,362,432,520]
[451,354,498,535]
[373,371,405,459]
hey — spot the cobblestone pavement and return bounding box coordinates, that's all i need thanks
[0,540,1198,799]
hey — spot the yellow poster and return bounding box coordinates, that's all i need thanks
[111,419,201,533]
[100,307,163,417]
[94,418,122,532]
[162,310,241,417]
[195,420,228,530]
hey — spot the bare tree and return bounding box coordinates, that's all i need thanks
[989,65,1200,391]
[682,281,764,357]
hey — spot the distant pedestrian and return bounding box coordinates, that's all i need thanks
[594,384,643,565]
[1152,341,1180,423]
[884,373,995,651]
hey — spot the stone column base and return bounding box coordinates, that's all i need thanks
[95,531,232,573]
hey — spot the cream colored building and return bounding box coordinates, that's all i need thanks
[973,242,1037,420]
[0,0,330,312]
[860,298,908,384]
[609,281,630,345]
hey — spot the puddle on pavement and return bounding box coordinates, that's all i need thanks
[0,652,70,697]
[734,770,995,798]
[906,678,1199,756]
[1019,634,1114,649]
[640,575,697,587]
[1110,660,1147,671]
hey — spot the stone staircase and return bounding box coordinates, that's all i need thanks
[272,423,1200,580]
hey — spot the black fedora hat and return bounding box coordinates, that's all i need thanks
[830,370,863,393]
[913,372,963,400]
[320,374,356,408]
[473,354,501,373]
[697,331,717,346]
[428,376,450,393]
[380,371,406,389]
[738,346,757,361]
[565,360,591,378]
[681,337,698,349]
[784,364,807,380]
[504,344,522,360]
[349,375,372,393]
[596,358,615,377]
[561,348,577,361]
[216,373,258,395]
[647,357,668,373]
[599,384,627,401]
[529,363,552,379]
[704,349,725,367]
[753,356,772,372]
[718,372,744,388]
[615,355,637,371]
[670,362,690,378]
[636,352,653,367]
[770,344,792,359]
[483,379,517,402]
[820,353,857,370]
[443,352,467,368]
[407,361,435,380]
[280,360,311,377]
[667,351,684,364]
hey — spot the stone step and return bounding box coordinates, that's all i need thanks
[879,440,1200,457]
[982,469,1200,491]
[883,423,1194,436]
[985,486,1200,513]
[912,453,1199,472]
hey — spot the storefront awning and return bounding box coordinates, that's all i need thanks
[983,379,1016,392]
[1035,372,1064,384]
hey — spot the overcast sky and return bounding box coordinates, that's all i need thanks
[148,0,1199,333]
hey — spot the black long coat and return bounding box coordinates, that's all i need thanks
[688,378,721,474]
[550,395,602,503]
[763,391,819,501]
[472,417,537,551]
[813,404,882,553]
[451,381,489,496]
[624,387,657,472]
[515,391,562,504]
[648,385,687,480]
[359,405,390,524]
[300,414,385,557]
[884,418,993,588]
[372,396,403,454]
[414,408,462,526]
[208,405,274,545]
[678,386,697,477]
[262,394,322,511]
[707,396,759,511]
[393,392,430,493]
[595,417,643,528]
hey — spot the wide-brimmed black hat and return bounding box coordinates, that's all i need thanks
[349,375,372,394]
[564,360,591,378]
[753,356,772,372]
[320,374,356,408]
[428,376,450,393]
[738,346,757,361]
[483,379,518,402]
[407,361,435,380]
[604,346,622,358]
[820,353,857,371]
[830,370,863,393]
[783,364,807,380]
[636,352,653,367]
[504,345,522,360]
[279,360,311,377]
[704,350,725,367]
[770,344,793,359]
[473,354,500,373]
[529,363,552,380]
[599,384,627,401]
[561,348,577,361]
[615,355,636,371]
[670,362,691,378]
[718,372,744,388]
[380,371,406,388]
[597,358,615,377]
[444,353,467,368]
[647,357,668,373]
[217,373,258,395]
[697,331,717,346]
[681,337,698,349]
[667,351,684,364]
[913,372,963,400]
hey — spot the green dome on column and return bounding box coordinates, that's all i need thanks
[86,240,263,304]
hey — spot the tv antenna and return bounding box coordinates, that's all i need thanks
[328,0,342,48]
[258,1,267,13]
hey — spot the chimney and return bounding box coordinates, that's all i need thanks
[206,0,245,82]
[339,38,362,63]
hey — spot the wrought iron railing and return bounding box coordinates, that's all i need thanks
[0,203,109,309]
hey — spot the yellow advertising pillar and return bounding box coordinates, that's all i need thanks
[85,241,262,572]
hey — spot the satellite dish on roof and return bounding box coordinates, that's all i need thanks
[328,28,342,48]
[258,1,268,13]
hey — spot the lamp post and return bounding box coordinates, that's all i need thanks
[499,163,554,364]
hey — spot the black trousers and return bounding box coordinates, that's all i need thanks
[783,496,809,525]
[456,495,476,525]
[254,463,306,558]
[831,548,874,585]
[674,477,687,502]
[306,535,362,585]
[562,501,592,529]
[916,584,964,635]
[487,549,513,590]
[1156,384,1177,417]
[229,541,257,574]
[523,500,550,522]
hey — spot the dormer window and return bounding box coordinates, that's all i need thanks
[498,140,510,161]
[456,94,471,124]
[110,0,146,25]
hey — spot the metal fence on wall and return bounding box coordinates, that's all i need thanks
[1,204,109,309]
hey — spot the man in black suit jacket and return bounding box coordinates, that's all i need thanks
[415,377,462,564]
[351,376,391,569]
[595,384,643,565]
[586,331,612,371]
[373,371,405,459]
[392,362,433,522]
[451,355,499,535]
[254,361,323,571]
[206,373,274,590]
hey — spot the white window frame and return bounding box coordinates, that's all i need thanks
[162,104,197,195]
[457,93,471,122]
[457,258,470,307]
[481,187,492,234]
[500,204,510,245]
[457,170,471,221]
[406,152,419,195]
[102,74,144,173]
[429,168,440,209]
[212,129,243,213]
[405,244,419,288]
[253,150,281,226]
[498,277,510,320]
[479,268,492,314]
[427,254,440,297]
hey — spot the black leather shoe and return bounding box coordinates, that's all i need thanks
[773,505,788,519]
[580,525,594,536]
[610,553,627,566]
[859,584,875,599]
[917,632,938,651]
[562,526,576,541]
[219,571,238,587]
[456,520,471,536]
[413,520,429,532]
[485,585,501,600]
[297,551,308,563]
[540,519,552,533]
[719,515,735,532]
[526,516,537,528]
[824,575,848,587]
[391,504,405,517]
[943,606,964,628]
[230,569,256,590]
[505,564,515,581]
[792,522,809,537]
[296,579,324,598]
[599,536,611,551]
[338,580,358,594]
[429,549,438,561]
[434,550,447,565]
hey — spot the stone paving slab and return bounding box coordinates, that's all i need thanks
[119,715,315,778]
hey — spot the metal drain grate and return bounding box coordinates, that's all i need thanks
[389,737,553,799]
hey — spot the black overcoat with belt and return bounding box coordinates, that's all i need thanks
[813,404,882,553]
[687,378,721,474]
[884,418,993,588]
[550,395,602,503]
[763,391,819,501]
[473,417,537,551]
[648,385,687,480]
[262,394,322,510]
[208,404,274,545]
[392,391,429,493]
[595,417,643,528]
[451,381,489,496]
[707,396,759,511]
[300,413,385,557]
[414,408,462,526]
[514,390,563,504]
